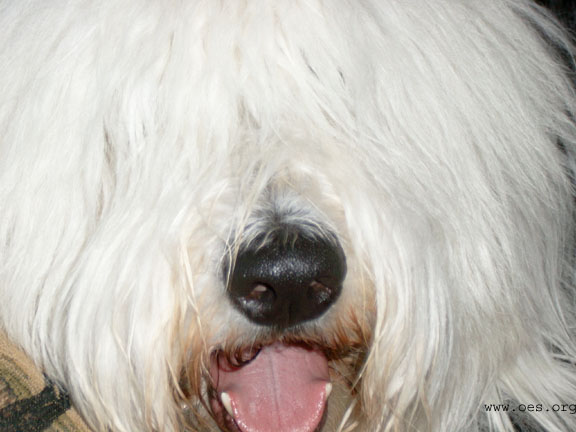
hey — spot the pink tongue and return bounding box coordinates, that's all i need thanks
[212,343,330,432]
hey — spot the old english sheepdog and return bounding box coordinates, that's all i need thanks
[1,0,576,431]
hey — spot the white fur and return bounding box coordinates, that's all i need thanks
[1,0,576,431]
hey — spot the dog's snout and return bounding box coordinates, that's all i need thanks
[227,234,346,329]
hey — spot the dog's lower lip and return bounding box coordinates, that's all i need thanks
[211,389,331,432]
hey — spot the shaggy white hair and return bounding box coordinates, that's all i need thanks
[1,0,576,431]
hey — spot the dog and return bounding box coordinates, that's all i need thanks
[1,0,576,431]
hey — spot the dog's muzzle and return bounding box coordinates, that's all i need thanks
[208,229,348,432]
[227,232,346,329]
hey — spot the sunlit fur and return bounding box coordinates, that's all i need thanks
[1,0,576,431]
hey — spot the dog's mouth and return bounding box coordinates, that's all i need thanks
[208,342,332,432]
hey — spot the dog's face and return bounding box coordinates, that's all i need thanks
[1,1,576,432]
[178,182,374,431]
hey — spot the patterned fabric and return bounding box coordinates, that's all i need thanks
[0,331,91,432]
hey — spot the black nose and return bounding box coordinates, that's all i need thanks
[227,233,346,329]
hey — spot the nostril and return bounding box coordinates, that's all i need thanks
[246,284,274,301]
[308,281,333,304]
[226,232,346,329]
[238,284,277,315]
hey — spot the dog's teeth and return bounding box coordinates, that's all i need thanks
[325,383,333,398]
[221,392,234,417]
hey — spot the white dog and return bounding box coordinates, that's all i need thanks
[1,1,576,431]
